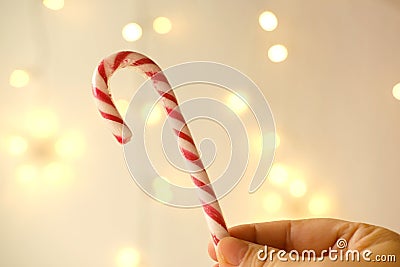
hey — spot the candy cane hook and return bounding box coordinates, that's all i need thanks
[91,51,229,245]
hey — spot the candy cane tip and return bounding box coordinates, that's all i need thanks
[114,134,131,144]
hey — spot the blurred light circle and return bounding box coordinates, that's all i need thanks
[289,179,307,197]
[262,192,282,213]
[263,132,280,150]
[42,0,64,10]
[9,69,30,88]
[268,44,288,63]
[16,164,38,184]
[276,133,281,148]
[117,247,141,267]
[115,99,130,118]
[26,108,59,139]
[122,23,143,42]
[142,103,164,126]
[153,17,172,34]
[7,136,28,156]
[226,93,248,114]
[152,177,173,203]
[392,83,400,100]
[55,131,86,159]
[268,163,288,185]
[259,11,278,31]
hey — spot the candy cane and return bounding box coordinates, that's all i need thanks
[91,51,229,245]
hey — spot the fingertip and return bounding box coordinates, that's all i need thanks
[208,238,217,261]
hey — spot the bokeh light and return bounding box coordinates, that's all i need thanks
[116,247,141,267]
[42,0,64,11]
[16,164,38,184]
[308,193,331,216]
[26,108,59,139]
[152,177,173,203]
[263,132,280,150]
[226,93,247,114]
[268,44,288,63]
[115,99,130,118]
[153,17,172,34]
[145,104,164,125]
[6,135,28,156]
[122,23,142,42]
[9,69,30,88]
[289,179,307,197]
[262,192,282,213]
[55,131,86,159]
[392,82,400,100]
[259,11,278,31]
[268,163,289,186]
[276,133,281,148]
[252,133,263,154]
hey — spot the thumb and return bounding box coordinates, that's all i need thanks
[216,237,272,267]
[216,237,369,267]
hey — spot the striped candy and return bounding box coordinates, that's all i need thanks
[91,51,229,245]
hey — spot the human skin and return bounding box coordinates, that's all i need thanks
[208,218,400,266]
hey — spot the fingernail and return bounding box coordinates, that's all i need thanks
[218,237,248,266]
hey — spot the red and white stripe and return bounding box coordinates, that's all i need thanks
[92,51,229,245]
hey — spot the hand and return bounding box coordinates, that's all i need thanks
[208,218,400,266]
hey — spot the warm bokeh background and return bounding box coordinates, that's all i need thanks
[1,0,399,266]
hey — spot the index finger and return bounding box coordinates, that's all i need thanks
[228,218,350,253]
